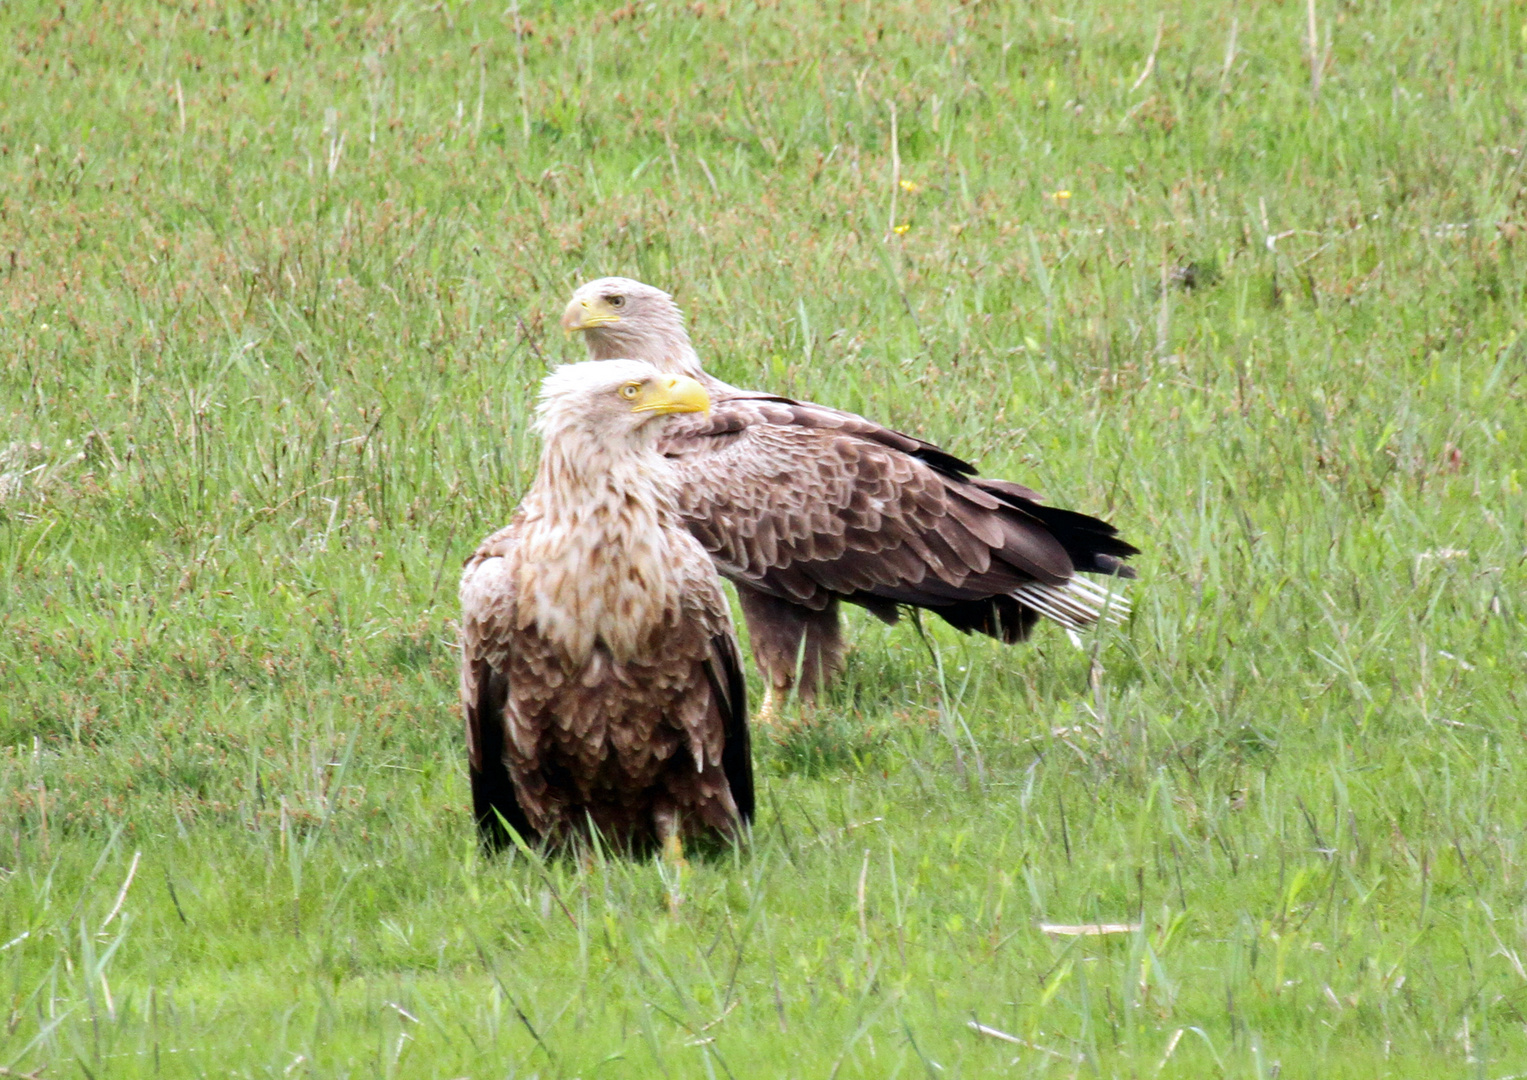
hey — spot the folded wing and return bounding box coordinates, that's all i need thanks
[459,523,536,850]
[659,392,1137,642]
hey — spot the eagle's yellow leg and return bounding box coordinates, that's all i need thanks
[757,685,821,728]
[655,805,688,912]
[756,685,779,727]
[662,832,687,870]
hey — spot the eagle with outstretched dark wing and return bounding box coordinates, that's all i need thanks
[459,359,752,856]
[562,278,1138,723]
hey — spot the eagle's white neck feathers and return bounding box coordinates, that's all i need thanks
[516,395,685,664]
[585,325,704,380]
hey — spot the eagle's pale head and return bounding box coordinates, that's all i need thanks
[534,358,709,449]
[560,278,702,377]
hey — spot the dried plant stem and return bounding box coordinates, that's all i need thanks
[1307,0,1322,99]
[101,851,142,930]
[1220,17,1239,92]
[1131,15,1165,93]
[887,101,900,238]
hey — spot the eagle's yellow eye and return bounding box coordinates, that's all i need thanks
[620,382,641,400]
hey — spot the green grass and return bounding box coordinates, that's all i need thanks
[2,0,1526,1075]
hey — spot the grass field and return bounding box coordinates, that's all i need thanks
[3,0,1526,1075]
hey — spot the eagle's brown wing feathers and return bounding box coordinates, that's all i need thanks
[658,393,1131,642]
[459,523,535,849]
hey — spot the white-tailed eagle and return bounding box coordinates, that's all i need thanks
[459,359,752,855]
[562,278,1138,722]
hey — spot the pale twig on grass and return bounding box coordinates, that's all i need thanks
[696,154,720,197]
[324,108,345,179]
[1130,16,1165,93]
[968,1020,1023,1045]
[1039,922,1141,936]
[966,1021,1081,1062]
[1306,0,1321,99]
[1219,18,1238,93]
[886,101,901,240]
[1155,1027,1184,1073]
[385,1001,419,1024]
[100,850,142,930]
[700,999,738,1032]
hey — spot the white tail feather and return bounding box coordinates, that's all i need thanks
[1012,575,1131,631]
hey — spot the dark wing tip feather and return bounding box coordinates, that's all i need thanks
[979,484,1141,573]
[705,634,754,825]
[1092,554,1138,579]
[469,664,535,853]
[905,442,979,478]
[928,595,1041,644]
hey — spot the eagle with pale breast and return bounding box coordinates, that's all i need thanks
[459,359,752,854]
[562,278,1139,722]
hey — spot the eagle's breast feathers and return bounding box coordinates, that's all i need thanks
[459,479,745,847]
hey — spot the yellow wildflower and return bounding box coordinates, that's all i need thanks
[893,223,911,234]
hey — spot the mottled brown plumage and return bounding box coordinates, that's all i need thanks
[562,279,1138,712]
[459,359,752,853]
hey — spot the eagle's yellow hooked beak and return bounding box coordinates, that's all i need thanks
[631,374,709,416]
[562,295,621,332]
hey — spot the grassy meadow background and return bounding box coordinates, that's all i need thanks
[3,0,1526,1075]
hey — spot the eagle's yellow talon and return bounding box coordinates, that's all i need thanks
[756,686,779,728]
